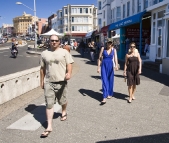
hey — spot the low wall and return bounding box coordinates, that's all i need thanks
[0,67,40,105]
[162,58,169,75]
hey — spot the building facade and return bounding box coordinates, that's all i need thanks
[98,0,169,74]
[13,12,38,36]
[1,24,13,36]
[55,4,97,41]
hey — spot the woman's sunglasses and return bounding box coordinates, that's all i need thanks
[130,46,136,48]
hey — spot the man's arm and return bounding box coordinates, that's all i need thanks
[40,66,46,89]
[65,64,72,80]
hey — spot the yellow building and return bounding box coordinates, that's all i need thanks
[13,12,38,35]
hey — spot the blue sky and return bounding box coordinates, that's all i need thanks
[0,0,97,27]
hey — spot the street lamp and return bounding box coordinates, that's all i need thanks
[16,0,37,48]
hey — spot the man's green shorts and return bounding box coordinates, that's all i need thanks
[44,81,67,109]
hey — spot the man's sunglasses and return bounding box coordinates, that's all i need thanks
[50,40,59,42]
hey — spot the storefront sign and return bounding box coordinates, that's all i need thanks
[109,11,146,30]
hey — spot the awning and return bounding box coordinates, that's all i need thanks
[109,11,146,30]
[85,31,94,38]
[101,25,110,36]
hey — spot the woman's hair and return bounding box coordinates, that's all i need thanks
[128,42,138,53]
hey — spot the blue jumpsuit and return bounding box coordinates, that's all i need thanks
[101,49,114,99]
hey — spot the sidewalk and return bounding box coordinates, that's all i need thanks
[0,50,169,143]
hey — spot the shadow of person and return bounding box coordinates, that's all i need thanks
[114,74,124,78]
[79,89,102,102]
[25,104,61,129]
[113,92,128,101]
[91,75,101,80]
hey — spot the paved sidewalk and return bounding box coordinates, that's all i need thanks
[0,50,169,143]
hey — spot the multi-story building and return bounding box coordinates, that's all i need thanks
[98,0,169,74]
[51,16,58,32]
[13,12,38,36]
[55,4,97,41]
[1,24,13,36]
[48,14,57,31]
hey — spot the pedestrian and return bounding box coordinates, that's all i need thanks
[144,38,150,54]
[123,42,142,103]
[89,41,96,62]
[97,38,119,104]
[79,40,86,57]
[74,40,77,50]
[63,41,71,52]
[40,34,74,137]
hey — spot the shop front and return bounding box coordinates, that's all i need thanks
[108,11,151,60]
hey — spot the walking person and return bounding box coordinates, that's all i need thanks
[79,40,86,57]
[89,41,96,62]
[123,42,142,103]
[40,34,74,137]
[97,38,119,104]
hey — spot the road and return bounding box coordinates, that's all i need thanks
[0,41,40,77]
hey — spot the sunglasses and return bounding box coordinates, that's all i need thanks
[50,40,59,42]
[130,46,136,48]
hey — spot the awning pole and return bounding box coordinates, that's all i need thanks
[139,20,142,55]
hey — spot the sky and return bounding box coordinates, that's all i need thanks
[0,0,97,27]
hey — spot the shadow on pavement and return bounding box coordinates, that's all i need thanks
[96,132,169,143]
[91,76,101,80]
[25,104,61,129]
[113,92,128,101]
[79,89,102,102]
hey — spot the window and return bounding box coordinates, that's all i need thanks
[167,21,169,57]
[60,12,62,17]
[65,9,67,14]
[86,8,88,13]
[98,1,101,10]
[152,22,156,44]
[127,2,130,17]
[98,19,101,25]
[103,10,105,19]
[158,10,165,18]
[116,7,121,21]
[123,4,125,18]
[153,0,158,4]
[138,0,141,13]
[132,0,135,14]
[144,0,148,9]
[72,17,74,22]
[90,8,91,13]
[80,8,82,13]
[153,13,156,19]
[72,26,74,31]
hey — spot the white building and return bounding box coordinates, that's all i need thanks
[55,4,97,42]
[51,16,58,32]
[98,0,168,74]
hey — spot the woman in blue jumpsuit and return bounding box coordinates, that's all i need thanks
[97,38,119,104]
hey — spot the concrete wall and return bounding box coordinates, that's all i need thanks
[0,67,40,105]
[162,58,169,75]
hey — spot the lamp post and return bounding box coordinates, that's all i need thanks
[16,0,37,48]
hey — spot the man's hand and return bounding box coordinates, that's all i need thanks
[65,73,71,80]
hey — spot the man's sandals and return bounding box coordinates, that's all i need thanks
[40,130,52,138]
[60,113,67,121]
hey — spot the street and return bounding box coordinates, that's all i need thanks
[0,41,40,76]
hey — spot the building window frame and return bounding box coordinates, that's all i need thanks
[116,6,121,21]
[127,1,130,17]
[123,4,125,18]
[137,0,141,13]
[132,0,135,14]
[98,1,101,10]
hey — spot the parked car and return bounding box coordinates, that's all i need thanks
[26,37,31,41]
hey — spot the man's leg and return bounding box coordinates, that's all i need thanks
[61,102,67,121]
[46,107,54,131]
